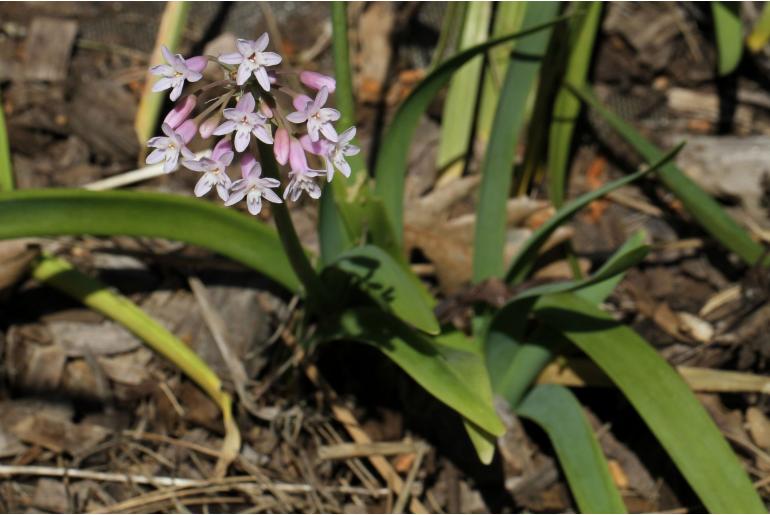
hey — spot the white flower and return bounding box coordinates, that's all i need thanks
[146,122,195,173]
[182,140,234,200]
[326,127,359,180]
[150,46,205,101]
[286,86,340,142]
[212,92,273,152]
[225,156,282,215]
[218,34,282,90]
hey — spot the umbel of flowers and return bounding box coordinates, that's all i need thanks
[146,34,359,216]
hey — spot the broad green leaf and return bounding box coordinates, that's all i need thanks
[33,254,240,475]
[489,327,556,407]
[747,2,770,52]
[473,2,561,282]
[0,189,299,292]
[570,84,764,266]
[373,15,568,247]
[534,292,766,514]
[430,2,467,68]
[319,186,353,266]
[436,1,492,185]
[506,143,684,284]
[436,330,498,464]
[515,230,649,300]
[548,2,603,207]
[135,1,190,146]
[331,245,439,334]
[517,384,626,513]
[712,2,744,76]
[0,89,13,192]
[476,2,528,145]
[337,308,505,437]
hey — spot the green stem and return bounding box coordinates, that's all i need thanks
[332,2,356,130]
[0,89,14,192]
[258,142,327,309]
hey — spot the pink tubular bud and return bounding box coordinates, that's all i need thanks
[289,138,308,171]
[274,128,290,165]
[259,101,273,119]
[300,71,336,93]
[176,119,197,144]
[185,55,208,73]
[199,115,220,139]
[240,154,258,179]
[212,138,233,161]
[164,95,197,129]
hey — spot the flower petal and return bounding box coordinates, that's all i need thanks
[236,38,254,56]
[162,151,179,173]
[247,191,263,215]
[224,187,247,206]
[262,188,283,204]
[286,111,308,124]
[185,55,208,73]
[259,51,282,66]
[254,33,269,52]
[150,64,174,76]
[313,86,329,112]
[152,77,173,92]
[236,92,256,113]
[292,94,313,112]
[253,125,273,145]
[255,66,271,91]
[320,123,338,142]
[170,81,184,101]
[194,173,216,197]
[218,52,243,65]
[236,62,253,86]
[145,148,166,165]
[234,129,251,152]
[212,120,237,136]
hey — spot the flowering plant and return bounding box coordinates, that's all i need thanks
[147,34,359,216]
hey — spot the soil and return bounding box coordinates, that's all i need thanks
[1,2,769,513]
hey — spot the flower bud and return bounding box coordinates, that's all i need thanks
[176,119,197,144]
[274,128,290,165]
[199,115,221,139]
[299,71,336,93]
[163,95,197,129]
[259,101,273,119]
[185,55,208,73]
[240,154,258,179]
[289,138,308,171]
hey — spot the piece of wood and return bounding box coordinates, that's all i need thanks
[318,441,418,461]
[24,17,78,82]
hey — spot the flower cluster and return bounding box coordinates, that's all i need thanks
[146,34,359,216]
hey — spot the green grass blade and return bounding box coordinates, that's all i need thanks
[747,2,770,52]
[476,2,528,146]
[435,2,492,184]
[517,384,626,513]
[570,84,764,265]
[430,2,467,69]
[135,1,190,146]
[0,189,299,292]
[338,308,505,437]
[712,1,744,75]
[548,2,603,207]
[0,90,13,192]
[472,3,561,282]
[506,143,684,284]
[33,254,240,475]
[373,15,568,247]
[331,244,439,334]
[534,292,766,513]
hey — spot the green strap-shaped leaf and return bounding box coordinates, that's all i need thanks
[517,384,626,513]
[506,143,683,284]
[515,230,648,301]
[331,244,439,334]
[373,15,568,247]
[548,2,603,207]
[0,189,300,292]
[435,1,492,183]
[534,292,766,514]
[472,2,561,282]
[712,1,744,76]
[0,89,13,192]
[569,84,764,266]
[338,308,505,437]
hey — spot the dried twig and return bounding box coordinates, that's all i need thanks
[317,441,419,461]
[392,443,427,514]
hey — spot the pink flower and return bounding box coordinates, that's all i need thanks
[212,92,273,152]
[146,122,195,173]
[284,139,323,201]
[274,128,290,165]
[286,86,340,142]
[225,155,282,215]
[182,139,234,200]
[151,46,204,101]
[218,34,282,90]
